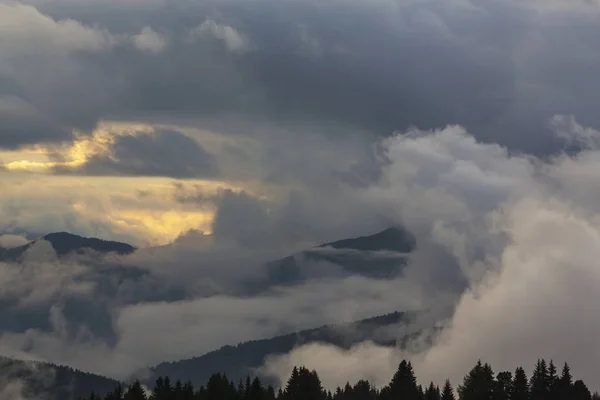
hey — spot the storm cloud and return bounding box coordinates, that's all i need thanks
[0,0,599,153]
[1,0,600,395]
[53,129,219,179]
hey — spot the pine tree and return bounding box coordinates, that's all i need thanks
[124,381,147,400]
[529,359,549,400]
[510,367,529,400]
[182,381,194,400]
[441,380,455,400]
[247,377,266,400]
[425,382,441,400]
[493,371,512,400]
[547,360,559,400]
[282,367,326,400]
[388,360,421,400]
[353,380,377,400]
[557,362,573,400]
[245,376,252,399]
[572,380,592,400]
[457,360,495,400]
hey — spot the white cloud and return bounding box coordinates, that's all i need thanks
[0,2,115,55]
[0,234,28,248]
[189,20,248,52]
[262,116,600,392]
[132,26,167,54]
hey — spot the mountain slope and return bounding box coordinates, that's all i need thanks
[150,311,414,388]
[319,227,415,252]
[0,232,136,262]
[266,227,416,284]
[0,356,120,400]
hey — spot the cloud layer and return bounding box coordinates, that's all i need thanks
[2,0,600,395]
[262,117,600,392]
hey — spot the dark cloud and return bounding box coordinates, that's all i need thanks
[2,0,600,154]
[4,0,600,391]
[53,129,219,179]
[5,117,600,386]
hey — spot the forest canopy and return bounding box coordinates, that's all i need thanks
[80,358,599,400]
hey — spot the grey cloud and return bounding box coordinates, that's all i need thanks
[7,116,600,387]
[260,116,600,392]
[0,191,142,246]
[2,0,599,154]
[131,26,167,53]
[0,234,29,248]
[54,129,219,179]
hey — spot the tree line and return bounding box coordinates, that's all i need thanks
[81,358,599,400]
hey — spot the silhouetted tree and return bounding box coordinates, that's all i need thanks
[556,362,573,400]
[124,381,147,400]
[457,360,495,400]
[572,380,592,400]
[493,371,512,400]
[424,382,441,400]
[441,380,455,400]
[282,366,326,400]
[510,367,529,400]
[386,360,421,400]
[78,358,599,400]
[529,359,549,400]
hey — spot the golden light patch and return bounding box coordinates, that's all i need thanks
[43,176,231,246]
[111,209,214,245]
[0,121,156,173]
[0,121,256,246]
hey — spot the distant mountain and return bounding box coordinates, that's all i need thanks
[42,232,136,256]
[0,228,418,341]
[0,356,120,400]
[0,234,183,341]
[320,227,416,252]
[266,227,416,284]
[0,232,136,262]
[150,311,418,388]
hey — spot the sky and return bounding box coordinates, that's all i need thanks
[2,0,600,395]
[2,0,600,247]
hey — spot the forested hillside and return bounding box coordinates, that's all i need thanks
[151,312,411,387]
[0,356,120,400]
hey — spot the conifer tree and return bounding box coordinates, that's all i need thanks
[282,366,326,400]
[182,381,194,400]
[247,377,266,400]
[124,381,147,400]
[493,371,512,400]
[529,359,549,400]
[556,362,573,400]
[510,367,529,400]
[572,380,592,400]
[547,360,559,400]
[388,360,421,400]
[353,380,377,400]
[457,360,495,400]
[425,382,441,400]
[441,380,455,400]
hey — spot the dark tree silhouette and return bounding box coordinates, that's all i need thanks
[493,371,512,400]
[457,360,495,400]
[76,358,598,400]
[510,367,529,400]
[529,359,549,400]
[383,360,421,400]
[441,379,455,400]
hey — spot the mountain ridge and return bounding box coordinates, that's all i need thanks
[148,311,416,388]
[0,232,136,262]
[0,356,121,400]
